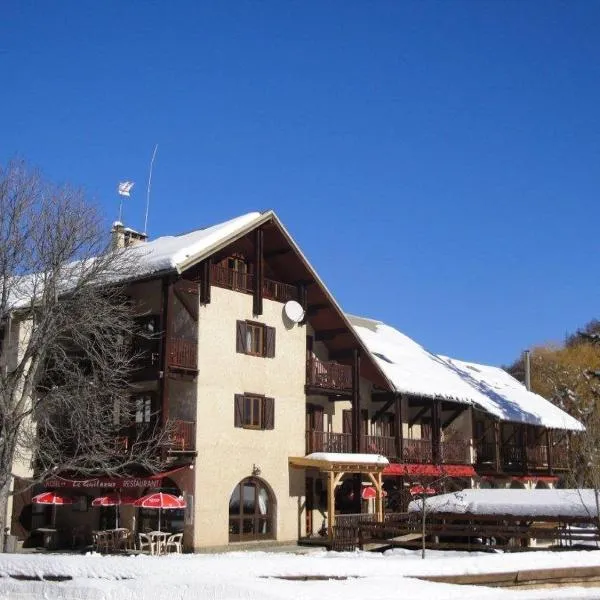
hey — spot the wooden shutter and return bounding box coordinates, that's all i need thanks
[342,410,352,434]
[263,397,275,430]
[236,321,247,354]
[234,394,244,427]
[265,326,276,358]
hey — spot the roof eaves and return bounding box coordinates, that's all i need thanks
[174,211,274,275]
[269,214,397,393]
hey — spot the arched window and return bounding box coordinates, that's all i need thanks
[229,477,275,542]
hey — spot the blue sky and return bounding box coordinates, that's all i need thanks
[2,1,599,366]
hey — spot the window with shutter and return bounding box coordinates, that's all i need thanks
[234,393,274,430]
[236,321,276,358]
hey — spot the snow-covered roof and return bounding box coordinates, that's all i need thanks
[306,452,389,466]
[408,489,599,519]
[348,315,583,432]
[126,211,266,276]
[440,356,584,432]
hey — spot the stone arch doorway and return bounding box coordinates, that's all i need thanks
[228,477,276,542]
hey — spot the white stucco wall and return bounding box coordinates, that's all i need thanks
[193,286,306,548]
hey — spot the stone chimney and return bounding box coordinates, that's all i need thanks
[111,222,148,249]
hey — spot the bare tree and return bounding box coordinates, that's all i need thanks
[0,160,171,538]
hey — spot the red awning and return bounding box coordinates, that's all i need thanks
[383,463,476,478]
[44,465,190,490]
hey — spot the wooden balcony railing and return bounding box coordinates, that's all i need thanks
[263,278,298,303]
[166,419,196,452]
[306,430,352,454]
[476,441,569,471]
[305,431,470,465]
[402,438,433,464]
[364,435,396,457]
[210,265,254,293]
[168,338,197,371]
[306,358,353,391]
[210,265,298,303]
[441,439,471,464]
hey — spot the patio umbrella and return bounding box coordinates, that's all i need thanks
[133,492,186,532]
[91,493,136,529]
[32,491,74,526]
[361,486,388,500]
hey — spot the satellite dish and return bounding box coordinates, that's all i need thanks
[284,300,305,323]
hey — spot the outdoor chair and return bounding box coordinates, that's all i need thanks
[165,533,183,554]
[114,528,131,551]
[138,532,156,555]
[92,531,111,553]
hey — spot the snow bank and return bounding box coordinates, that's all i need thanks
[408,488,600,518]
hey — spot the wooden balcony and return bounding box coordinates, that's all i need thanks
[166,419,196,452]
[306,358,352,392]
[306,430,352,454]
[210,265,298,303]
[476,441,569,471]
[118,419,196,454]
[305,431,471,464]
[168,338,197,372]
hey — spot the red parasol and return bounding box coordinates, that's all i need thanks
[133,492,186,532]
[409,485,436,496]
[361,486,388,500]
[32,492,74,527]
[91,493,136,507]
[92,493,137,529]
[32,492,74,505]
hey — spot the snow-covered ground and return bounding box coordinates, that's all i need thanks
[2,548,600,599]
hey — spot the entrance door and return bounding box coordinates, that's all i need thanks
[229,477,275,542]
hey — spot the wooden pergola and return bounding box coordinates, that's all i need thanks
[289,453,388,538]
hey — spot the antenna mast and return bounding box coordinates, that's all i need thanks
[144,144,159,234]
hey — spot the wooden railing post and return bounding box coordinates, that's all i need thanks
[394,394,403,462]
[352,349,361,453]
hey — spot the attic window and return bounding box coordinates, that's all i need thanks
[373,352,393,364]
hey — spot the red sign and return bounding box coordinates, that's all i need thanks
[44,466,188,490]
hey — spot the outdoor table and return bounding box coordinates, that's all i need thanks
[149,531,170,555]
[36,528,58,550]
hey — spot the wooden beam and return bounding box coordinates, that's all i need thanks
[395,394,403,461]
[253,228,264,316]
[372,396,395,423]
[315,328,349,342]
[327,471,334,539]
[329,349,354,361]
[264,247,291,259]
[442,407,465,429]
[494,421,501,472]
[352,349,361,453]
[305,303,329,317]
[371,391,397,403]
[432,400,442,464]
[200,259,211,304]
[409,405,430,428]
[547,429,553,475]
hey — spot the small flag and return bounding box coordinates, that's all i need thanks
[118,181,134,197]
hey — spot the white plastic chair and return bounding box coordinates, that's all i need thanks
[138,532,156,555]
[165,533,183,554]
